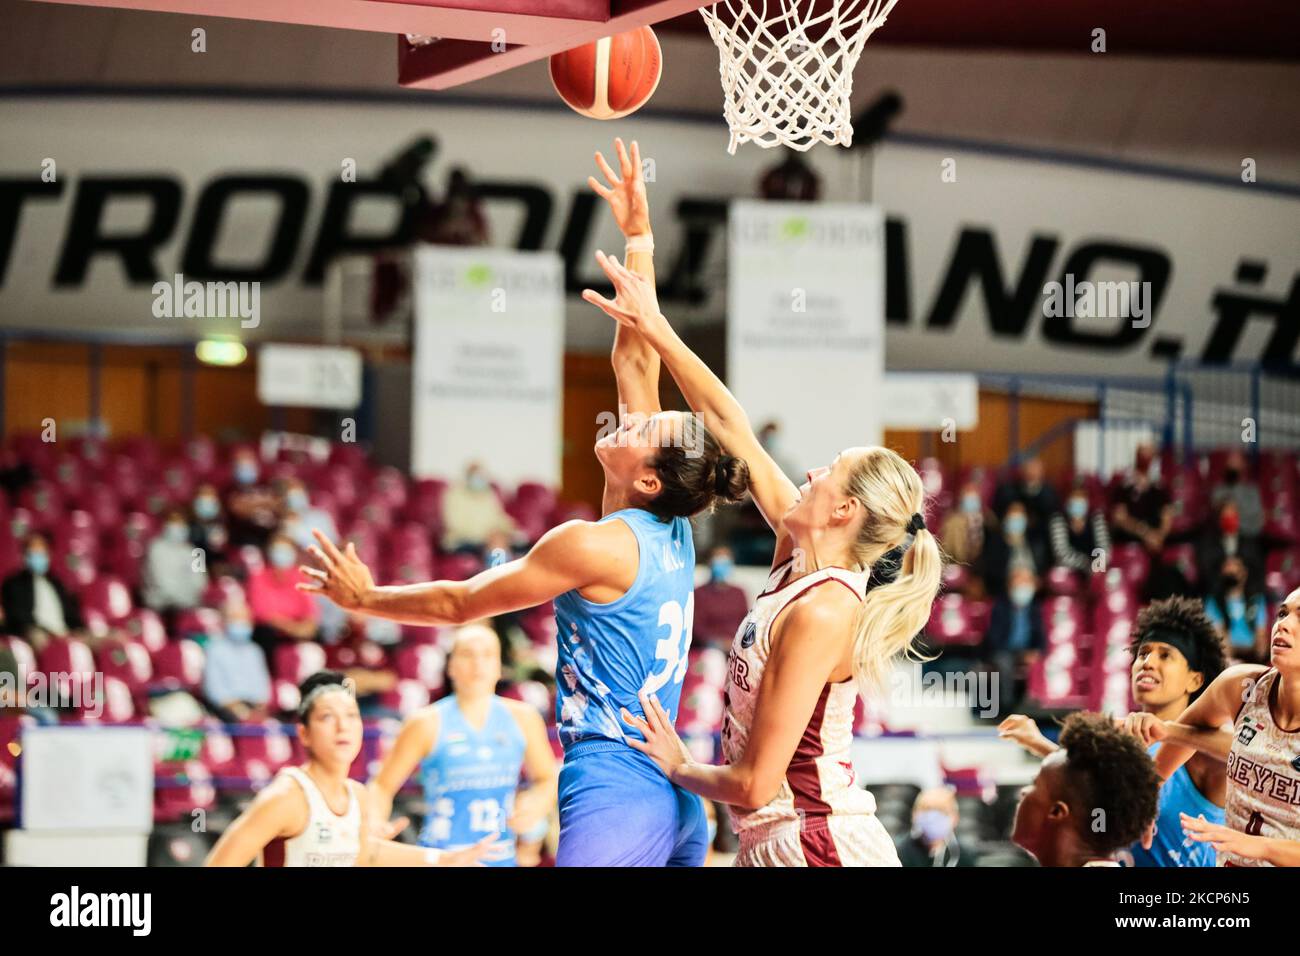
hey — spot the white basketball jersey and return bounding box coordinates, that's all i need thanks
[1222,668,1300,867]
[722,558,877,840]
[263,766,362,867]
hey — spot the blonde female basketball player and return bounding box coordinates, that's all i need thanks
[205,671,499,867]
[585,251,942,867]
[1123,585,1300,867]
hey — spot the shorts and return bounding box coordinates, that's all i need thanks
[735,814,900,867]
[556,741,708,867]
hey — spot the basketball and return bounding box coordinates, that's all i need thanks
[549,26,662,120]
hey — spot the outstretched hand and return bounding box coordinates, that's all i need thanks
[582,250,667,338]
[297,528,375,612]
[588,137,650,237]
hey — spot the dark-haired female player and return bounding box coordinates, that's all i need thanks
[303,140,746,866]
[205,671,499,866]
[585,228,942,867]
[1012,712,1161,866]
[1125,585,1300,867]
[1002,596,1229,865]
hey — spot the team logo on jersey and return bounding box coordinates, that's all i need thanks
[740,621,757,649]
[1236,720,1262,746]
[316,823,333,843]
[478,747,494,761]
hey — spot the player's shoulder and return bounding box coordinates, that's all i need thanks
[1215,662,1272,691]
[498,695,545,730]
[536,517,634,562]
[777,581,857,644]
[400,703,443,740]
[257,770,313,824]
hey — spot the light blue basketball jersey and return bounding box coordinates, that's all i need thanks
[418,695,527,867]
[1129,742,1225,867]
[552,508,696,750]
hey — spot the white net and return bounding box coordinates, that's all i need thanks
[700,0,901,153]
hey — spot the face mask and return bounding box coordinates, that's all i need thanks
[1011,584,1035,608]
[961,493,982,514]
[1220,512,1240,535]
[467,473,489,493]
[194,496,219,521]
[915,809,953,843]
[226,621,254,643]
[286,490,309,513]
[164,523,189,544]
[710,557,734,582]
[1067,498,1088,520]
[25,551,50,576]
[1005,514,1027,537]
[269,544,297,569]
[234,461,258,486]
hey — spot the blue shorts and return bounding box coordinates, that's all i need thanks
[556,741,708,867]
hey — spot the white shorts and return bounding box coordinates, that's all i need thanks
[734,814,901,868]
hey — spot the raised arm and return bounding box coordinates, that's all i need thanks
[300,521,622,626]
[590,138,661,418]
[205,777,301,866]
[582,251,800,537]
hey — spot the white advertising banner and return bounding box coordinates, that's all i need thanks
[411,246,563,485]
[19,725,154,832]
[257,343,363,409]
[881,372,979,430]
[726,201,886,474]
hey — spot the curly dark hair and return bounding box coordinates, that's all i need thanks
[1058,712,1161,855]
[1128,596,1227,702]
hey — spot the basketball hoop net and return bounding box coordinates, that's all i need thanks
[700,0,901,153]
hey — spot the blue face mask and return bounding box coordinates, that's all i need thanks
[269,544,297,569]
[961,493,982,514]
[164,523,189,544]
[25,551,50,576]
[226,621,254,643]
[1067,498,1088,520]
[234,461,259,486]
[1005,514,1027,536]
[467,473,489,493]
[286,490,309,513]
[915,809,953,843]
[710,557,734,582]
[194,496,219,521]
[1011,584,1036,608]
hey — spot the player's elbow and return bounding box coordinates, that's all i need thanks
[736,770,780,811]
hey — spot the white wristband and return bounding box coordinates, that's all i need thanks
[625,233,654,255]
[423,848,442,866]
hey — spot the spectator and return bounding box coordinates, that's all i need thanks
[279,478,338,552]
[1049,484,1111,579]
[329,611,401,718]
[1196,499,1264,596]
[1204,556,1270,662]
[247,531,319,659]
[224,448,279,549]
[1210,450,1264,538]
[994,456,1058,552]
[981,501,1048,598]
[189,482,230,571]
[940,481,996,596]
[0,534,85,653]
[694,547,749,647]
[983,565,1045,718]
[418,167,491,246]
[1112,444,1182,600]
[141,508,208,613]
[202,599,271,723]
[1011,712,1160,867]
[441,462,519,556]
[895,787,975,867]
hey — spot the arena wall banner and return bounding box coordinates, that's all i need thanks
[1,96,1297,378]
[726,200,886,473]
[411,245,563,486]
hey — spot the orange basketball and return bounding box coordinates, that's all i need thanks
[549,25,662,120]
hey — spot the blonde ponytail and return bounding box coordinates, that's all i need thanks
[840,447,945,696]
[851,526,943,695]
